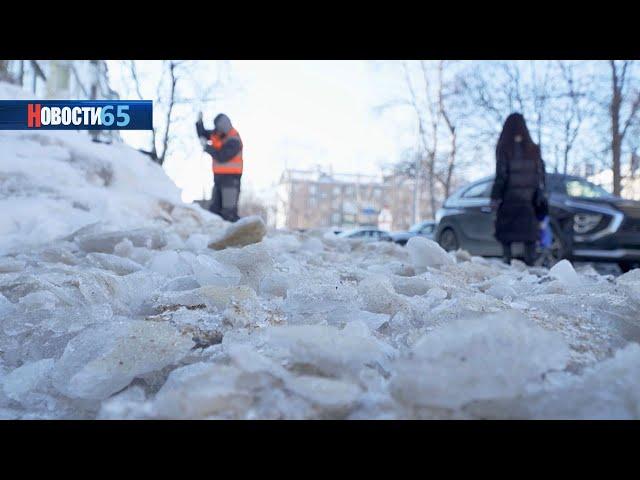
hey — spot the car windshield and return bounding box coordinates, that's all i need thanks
[409,223,425,232]
[554,178,612,198]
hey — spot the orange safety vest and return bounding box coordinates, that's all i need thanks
[210,128,243,175]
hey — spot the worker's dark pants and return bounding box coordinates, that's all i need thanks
[502,241,536,266]
[211,174,241,222]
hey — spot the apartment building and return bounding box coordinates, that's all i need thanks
[276,169,389,230]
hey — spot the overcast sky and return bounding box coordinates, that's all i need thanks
[107,60,427,203]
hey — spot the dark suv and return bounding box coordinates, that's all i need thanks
[434,173,640,271]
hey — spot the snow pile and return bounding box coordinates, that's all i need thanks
[1,81,640,419]
[0,82,223,254]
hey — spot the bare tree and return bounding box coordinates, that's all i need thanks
[607,60,640,196]
[378,60,472,221]
[127,60,181,165]
[554,61,588,175]
[436,60,460,200]
[123,60,228,167]
[0,60,10,81]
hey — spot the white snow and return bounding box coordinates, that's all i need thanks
[1,80,640,419]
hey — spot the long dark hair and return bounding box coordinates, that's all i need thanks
[496,113,539,159]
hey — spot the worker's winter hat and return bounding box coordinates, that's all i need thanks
[214,113,233,134]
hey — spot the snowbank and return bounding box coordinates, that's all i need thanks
[1,81,640,419]
[0,81,221,253]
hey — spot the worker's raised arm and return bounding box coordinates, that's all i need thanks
[195,112,214,140]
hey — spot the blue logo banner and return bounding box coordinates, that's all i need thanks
[0,100,153,130]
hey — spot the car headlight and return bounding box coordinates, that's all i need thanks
[573,213,603,234]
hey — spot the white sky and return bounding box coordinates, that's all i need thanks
[107,60,428,203]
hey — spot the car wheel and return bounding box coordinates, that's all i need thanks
[439,228,459,252]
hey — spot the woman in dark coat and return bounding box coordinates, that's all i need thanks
[490,113,545,266]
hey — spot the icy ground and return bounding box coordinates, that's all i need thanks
[1,84,640,419]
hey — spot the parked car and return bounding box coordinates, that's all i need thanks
[435,173,640,272]
[391,220,436,245]
[337,228,393,242]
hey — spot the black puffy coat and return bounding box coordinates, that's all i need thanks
[490,141,544,243]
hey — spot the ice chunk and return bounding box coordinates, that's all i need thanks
[97,386,151,419]
[227,343,290,380]
[285,375,361,412]
[76,228,167,253]
[18,290,58,311]
[266,323,392,377]
[188,254,242,287]
[617,269,640,306]
[52,320,193,400]
[427,287,448,300]
[470,343,640,419]
[160,276,200,292]
[2,358,55,402]
[214,242,274,290]
[39,245,79,265]
[164,232,186,251]
[284,281,359,318]
[185,233,210,251]
[618,268,640,286]
[262,234,301,254]
[151,363,253,419]
[197,285,258,311]
[358,274,407,315]
[208,216,266,250]
[347,310,390,331]
[0,293,16,317]
[406,236,454,271]
[390,312,570,409]
[549,259,581,286]
[86,252,143,275]
[155,285,257,314]
[147,250,193,278]
[0,258,26,273]
[390,275,431,297]
[485,283,518,301]
[259,271,290,298]
[113,238,134,257]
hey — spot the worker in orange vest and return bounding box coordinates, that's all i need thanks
[196,112,243,222]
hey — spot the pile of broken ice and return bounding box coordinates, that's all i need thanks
[2,224,640,419]
[1,82,640,419]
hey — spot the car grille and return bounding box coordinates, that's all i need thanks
[618,205,640,219]
[620,217,640,233]
[615,204,640,233]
